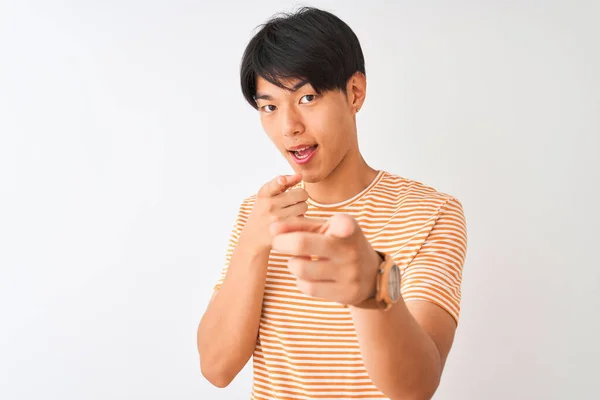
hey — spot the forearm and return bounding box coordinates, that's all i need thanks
[350,298,442,399]
[197,229,270,386]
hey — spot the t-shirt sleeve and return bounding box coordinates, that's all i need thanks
[400,197,467,324]
[213,197,254,291]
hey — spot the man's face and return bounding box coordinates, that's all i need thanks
[254,76,359,183]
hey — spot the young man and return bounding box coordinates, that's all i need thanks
[197,7,467,400]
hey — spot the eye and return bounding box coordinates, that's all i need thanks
[300,94,316,104]
[261,105,277,113]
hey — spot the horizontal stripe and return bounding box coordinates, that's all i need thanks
[214,171,467,398]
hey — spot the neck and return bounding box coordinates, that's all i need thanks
[304,150,378,205]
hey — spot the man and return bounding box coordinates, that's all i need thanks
[197,6,467,400]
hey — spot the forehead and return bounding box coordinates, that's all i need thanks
[255,76,311,99]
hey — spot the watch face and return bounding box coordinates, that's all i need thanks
[388,264,401,301]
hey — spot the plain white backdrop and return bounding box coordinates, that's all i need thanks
[1,0,598,399]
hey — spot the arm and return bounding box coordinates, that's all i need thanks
[197,224,270,388]
[351,298,456,399]
[351,198,467,399]
[197,174,308,388]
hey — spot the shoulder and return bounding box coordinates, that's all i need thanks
[240,194,257,209]
[375,172,467,266]
[230,194,257,226]
[375,171,460,207]
[371,172,466,232]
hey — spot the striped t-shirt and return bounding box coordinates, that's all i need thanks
[214,170,467,399]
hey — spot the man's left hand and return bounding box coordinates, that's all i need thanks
[269,214,382,306]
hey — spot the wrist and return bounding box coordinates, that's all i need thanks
[352,250,401,311]
[352,249,385,307]
[239,227,272,255]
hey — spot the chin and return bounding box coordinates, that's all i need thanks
[297,170,323,184]
[301,176,318,184]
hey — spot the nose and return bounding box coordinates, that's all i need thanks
[281,106,304,137]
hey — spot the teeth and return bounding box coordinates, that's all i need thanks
[290,145,316,160]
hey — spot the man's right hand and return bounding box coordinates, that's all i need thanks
[245,173,308,251]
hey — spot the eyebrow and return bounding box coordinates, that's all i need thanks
[254,79,309,101]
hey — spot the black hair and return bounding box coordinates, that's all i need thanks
[240,6,366,109]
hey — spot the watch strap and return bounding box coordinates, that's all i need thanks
[353,251,396,310]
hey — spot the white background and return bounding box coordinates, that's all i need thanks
[1,0,599,399]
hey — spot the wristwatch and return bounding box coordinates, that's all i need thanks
[355,251,402,310]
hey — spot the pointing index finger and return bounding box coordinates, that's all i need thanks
[270,216,328,236]
[262,173,302,197]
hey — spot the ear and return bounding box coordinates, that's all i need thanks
[346,72,367,115]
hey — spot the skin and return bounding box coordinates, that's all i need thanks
[197,173,308,388]
[198,72,457,399]
[255,73,377,204]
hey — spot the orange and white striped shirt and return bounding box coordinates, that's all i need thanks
[215,170,467,399]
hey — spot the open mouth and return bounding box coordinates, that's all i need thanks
[289,145,318,163]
